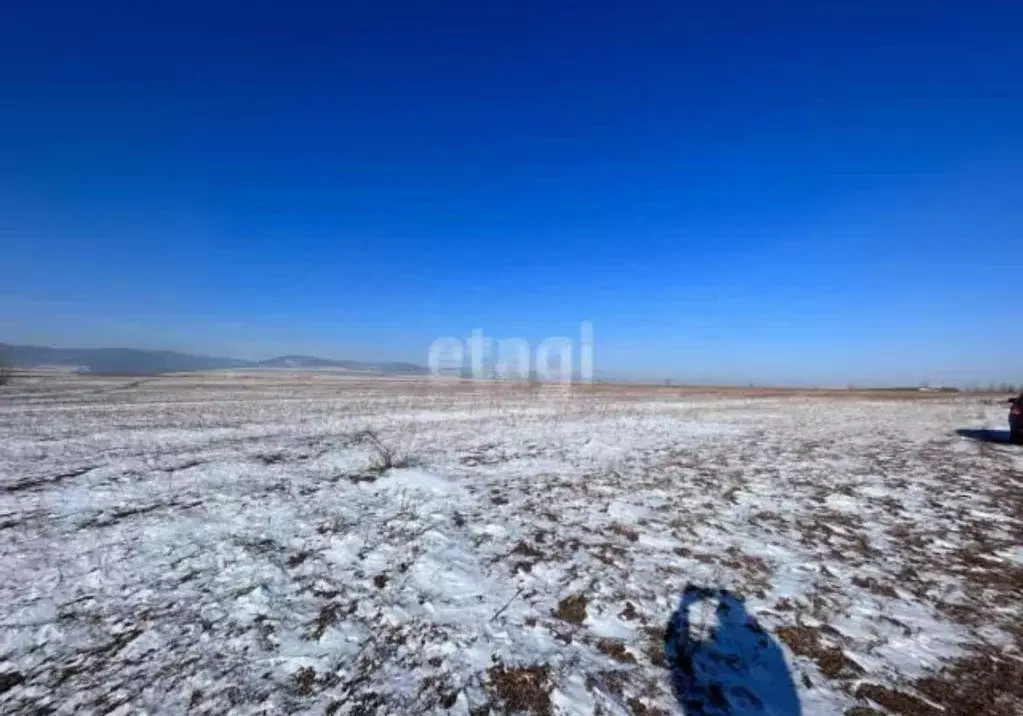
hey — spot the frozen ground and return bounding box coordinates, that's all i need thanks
[1,376,1021,715]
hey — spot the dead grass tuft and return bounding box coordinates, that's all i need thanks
[776,625,864,680]
[619,602,639,620]
[292,667,317,696]
[309,602,346,640]
[627,696,667,715]
[851,575,898,598]
[510,540,545,574]
[610,522,639,542]
[486,663,553,716]
[914,649,1023,716]
[643,627,666,667]
[854,684,939,715]
[553,594,588,624]
[596,638,637,664]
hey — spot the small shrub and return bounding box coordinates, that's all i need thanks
[353,429,413,472]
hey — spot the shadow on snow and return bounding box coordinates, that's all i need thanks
[955,428,1015,444]
[664,586,801,716]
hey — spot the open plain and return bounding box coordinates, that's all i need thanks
[1,375,1021,715]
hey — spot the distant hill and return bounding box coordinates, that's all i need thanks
[0,344,427,376]
[256,355,344,369]
[254,355,427,374]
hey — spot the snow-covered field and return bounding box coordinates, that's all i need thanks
[1,376,1021,715]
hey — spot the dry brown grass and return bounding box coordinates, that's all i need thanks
[553,594,589,624]
[775,626,864,680]
[596,638,637,664]
[486,663,553,715]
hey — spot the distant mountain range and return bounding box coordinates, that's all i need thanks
[0,344,428,376]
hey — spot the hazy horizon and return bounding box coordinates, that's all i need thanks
[2,336,1017,389]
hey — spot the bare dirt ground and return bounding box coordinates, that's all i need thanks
[0,375,1020,715]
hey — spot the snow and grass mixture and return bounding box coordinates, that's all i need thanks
[1,376,1021,715]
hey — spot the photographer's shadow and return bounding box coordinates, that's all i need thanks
[664,586,801,716]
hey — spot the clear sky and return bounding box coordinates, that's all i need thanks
[2,1,1021,386]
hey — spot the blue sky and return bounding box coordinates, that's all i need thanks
[2,0,1021,385]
